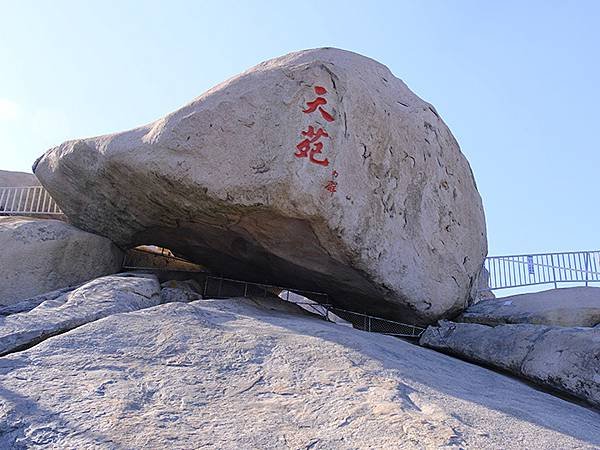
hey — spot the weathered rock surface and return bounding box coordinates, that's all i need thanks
[33,47,487,324]
[474,266,495,301]
[460,287,600,327]
[0,285,78,316]
[159,279,203,303]
[0,297,598,449]
[0,217,124,305]
[0,274,160,356]
[0,170,39,187]
[420,320,600,407]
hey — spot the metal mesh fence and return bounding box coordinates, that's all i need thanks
[327,307,424,338]
[201,276,424,338]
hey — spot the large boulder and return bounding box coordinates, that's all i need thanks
[33,47,487,324]
[0,217,124,305]
[1,297,599,448]
[420,321,600,408]
[459,287,600,327]
[0,274,160,356]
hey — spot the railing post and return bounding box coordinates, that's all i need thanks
[10,188,17,212]
[585,252,590,287]
[550,254,558,289]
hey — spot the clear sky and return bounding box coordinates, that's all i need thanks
[1,0,598,257]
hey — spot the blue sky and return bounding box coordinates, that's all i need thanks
[1,0,598,256]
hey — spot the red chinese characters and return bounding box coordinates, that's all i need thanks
[295,85,336,167]
[295,125,330,166]
[294,85,340,193]
[302,86,335,122]
[325,170,338,194]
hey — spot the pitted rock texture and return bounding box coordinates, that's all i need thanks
[420,320,600,408]
[33,47,487,324]
[0,217,124,305]
[0,297,598,448]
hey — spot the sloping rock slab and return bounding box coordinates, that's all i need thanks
[420,320,600,407]
[33,47,487,324]
[460,287,600,327]
[0,274,160,356]
[0,298,599,448]
[0,286,78,316]
[0,217,124,306]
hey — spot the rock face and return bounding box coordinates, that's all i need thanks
[459,287,600,327]
[474,266,495,302]
[0,296,599,448]
[33,47,487,324]
[159,279,203,303]
[0,274,160,356]
[0,170,39,187]
[420,320,600,408]
[0,217,124,305]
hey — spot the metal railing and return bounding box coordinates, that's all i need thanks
[201,274,424,338]
[0,186,63,216]
[327,307,425,338]
[481,250,600,292]
[202,275,330,307]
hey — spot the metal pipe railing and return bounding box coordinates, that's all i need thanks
[480,250,600,292]
[0,186,63,216]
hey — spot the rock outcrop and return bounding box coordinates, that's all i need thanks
[0,217,124,305]
[420,320,600,408]
[459,287,600,327]
[33,47,487,324]
[0,295,598,448]
[0,274,160,356]
[159,279,203,303]
[474,266,495,301]
[0,170,39,187]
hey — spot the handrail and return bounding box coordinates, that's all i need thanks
[481,250,600,292]
[0,186,63,216]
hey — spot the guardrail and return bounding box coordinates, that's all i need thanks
[122,251,425,339]
[481,250,600,292]
[327,307,425,337]
[0,186,63,216]
[201,274,425,339]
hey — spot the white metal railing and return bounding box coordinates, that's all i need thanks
[0,186,63,216]
[481,250,600,292]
